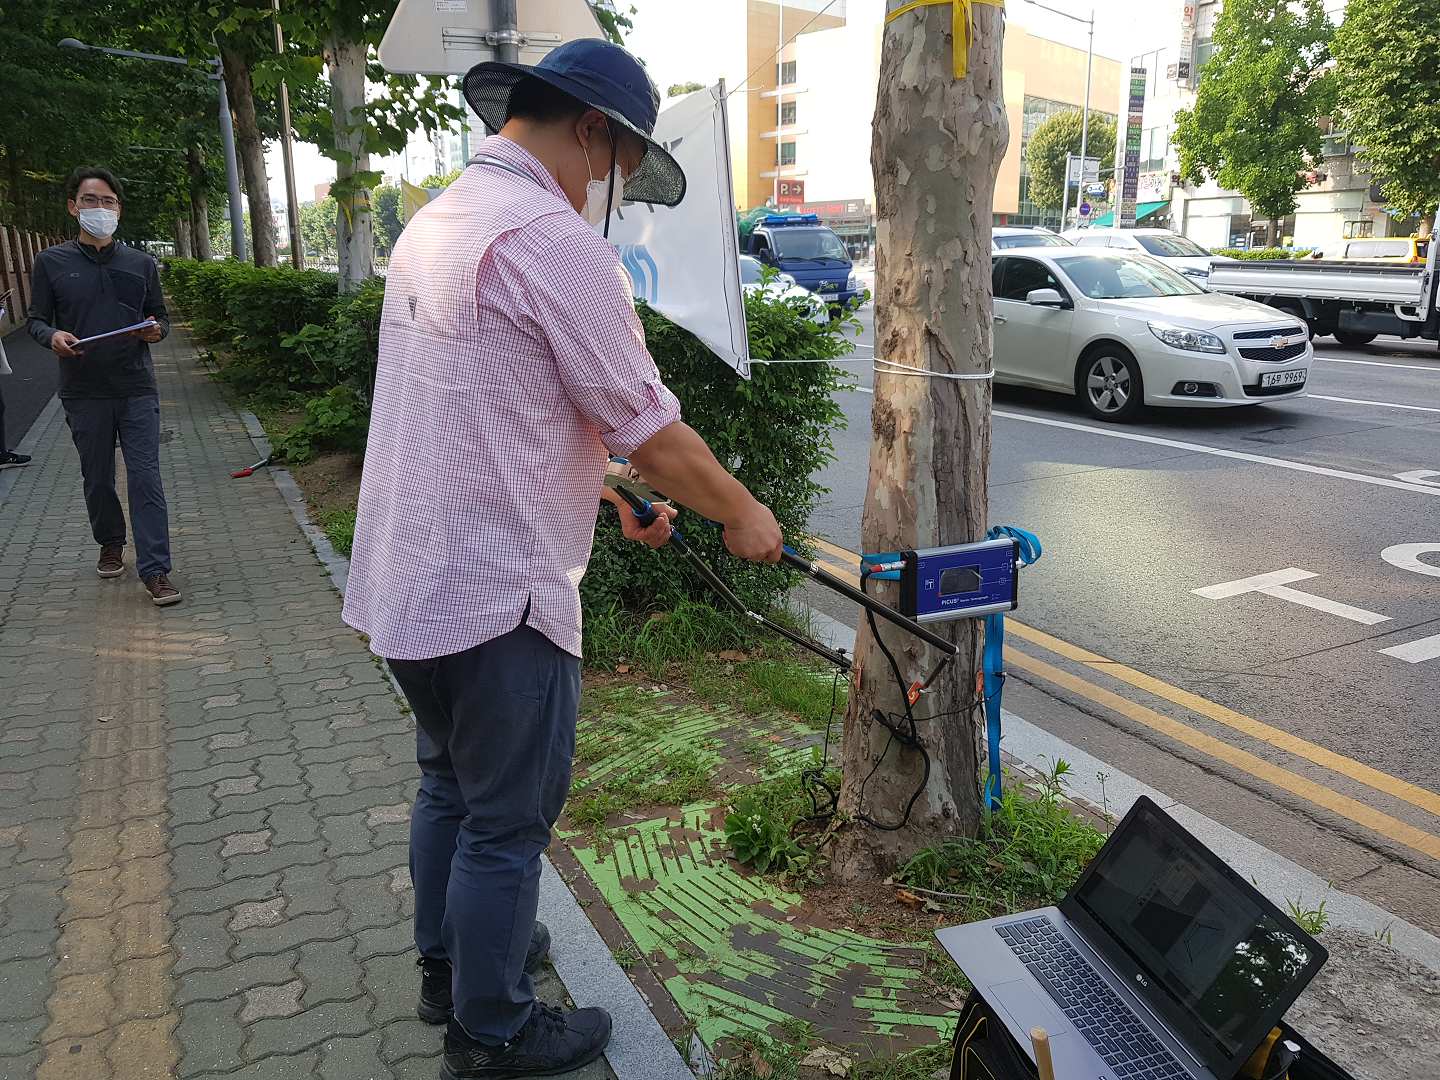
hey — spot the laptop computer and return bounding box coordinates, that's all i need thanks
[935,796,1327,1080]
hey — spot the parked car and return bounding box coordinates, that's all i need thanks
[992,249,1312,422]
[1062,227,1234,285]
[1306,237,1430,264]
[993,226,1073,251]
[739,254,827,322]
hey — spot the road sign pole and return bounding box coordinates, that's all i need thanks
[1061,152,1072,232]
[493,0,520,63]
[215,67,247,261]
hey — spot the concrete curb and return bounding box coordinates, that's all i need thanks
[0,392,61,509]
[995,706,1440,975]
[237,405,692,1080]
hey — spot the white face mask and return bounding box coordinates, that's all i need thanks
[580,137,625,228]
[77,207,119,240]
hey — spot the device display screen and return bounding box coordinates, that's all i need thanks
[938,565,981,596]
[1074,811,1314,1057]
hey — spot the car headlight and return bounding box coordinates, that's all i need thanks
[778,272,797,286]
[846,273,860,291]
[1148,322,1226,354]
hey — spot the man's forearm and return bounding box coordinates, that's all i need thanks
[627,422,762,528]
[26,317,56,349]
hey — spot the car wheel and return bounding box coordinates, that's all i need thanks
[1334,330,1377,347]
[1077,348,1145,422]
[1275,304,1315,340]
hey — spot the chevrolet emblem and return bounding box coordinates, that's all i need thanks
[1270,335,1291,348]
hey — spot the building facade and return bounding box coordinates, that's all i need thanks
[1109,0,1417,249]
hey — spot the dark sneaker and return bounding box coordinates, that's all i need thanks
[143,572,181,606]
[97,545,125,578]
[441,1003,611,1080]
[0,451,30,468]
[417,922,552,1024]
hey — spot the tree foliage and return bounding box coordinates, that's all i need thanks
[1332,0,1440,224]
[1171,0,1336,225]
[589,1,635,45]
[667,81,705,98]
[371,184,401,254]
[1025,111,1117,213]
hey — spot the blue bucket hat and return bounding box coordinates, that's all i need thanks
[463,39,686,207]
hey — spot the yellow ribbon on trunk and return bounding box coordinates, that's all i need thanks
[885,0,1006,79]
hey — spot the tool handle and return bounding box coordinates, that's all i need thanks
[613,484,659,527]
[1031,1028,1056,1080]
[781,548,958,657]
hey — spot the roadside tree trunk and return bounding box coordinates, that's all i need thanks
[830,0,1008,882]
[173,217,193,259]
[1267,218,1280,247]
[221,46,279,268]
[324,35,374,291]
[187,146,213,263]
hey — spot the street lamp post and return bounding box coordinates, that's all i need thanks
[1021,1,1094,231]
[271,0,305,269]
[59,37,246,260]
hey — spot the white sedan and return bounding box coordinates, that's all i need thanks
[992,249,1311,422]
[739,254,827,321]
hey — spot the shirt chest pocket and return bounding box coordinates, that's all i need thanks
[106,268,147,315]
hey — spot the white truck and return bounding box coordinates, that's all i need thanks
[1206,241,1438,348]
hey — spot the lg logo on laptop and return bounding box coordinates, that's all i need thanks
[1135,973,1148,987]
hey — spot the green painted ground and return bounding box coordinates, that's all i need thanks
[558,686,956,1053]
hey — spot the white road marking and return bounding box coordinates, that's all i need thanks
[1192,568,1391,625]
[993,409,1440,497]
[1381,543,1440,578]
[1379,634,1440,664]
[1191,568,1318,598]
[1257,585,1392,625]
[853,385,873,394]
[1314,356,1440,374]
[1394,470,1440,486]
[1310,394,1440,414]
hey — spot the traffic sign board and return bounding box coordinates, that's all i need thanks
[379,0,603,76]
[1079,203,1091,216]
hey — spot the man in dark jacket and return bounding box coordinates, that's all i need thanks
[27,166,179,605]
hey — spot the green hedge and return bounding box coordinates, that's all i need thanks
[163,258,859,615]
[1209,248,1314,260]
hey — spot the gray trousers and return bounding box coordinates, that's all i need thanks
[63,395,171,579]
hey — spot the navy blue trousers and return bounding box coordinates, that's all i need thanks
[63,395,171,578]
[387,621,580,1043]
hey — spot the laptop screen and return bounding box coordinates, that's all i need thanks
[1071,807,1316,1059]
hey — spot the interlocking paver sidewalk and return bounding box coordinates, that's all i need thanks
[0,327,613,1080]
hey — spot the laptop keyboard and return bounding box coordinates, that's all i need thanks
[997,916,1193,1080]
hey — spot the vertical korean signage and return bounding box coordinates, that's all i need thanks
[1177,4,1195,84]
[1119,67,1147,228]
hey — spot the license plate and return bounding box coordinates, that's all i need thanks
[817,292,839,301]
[1260,370,1306,388]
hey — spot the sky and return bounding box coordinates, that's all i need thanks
[270,0,1183,202]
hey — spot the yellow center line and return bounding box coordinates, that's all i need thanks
[1004,618,1440,823]
[803,535,863,567]
[1004,646,1440,864]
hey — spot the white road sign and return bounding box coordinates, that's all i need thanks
[379,0,603,76]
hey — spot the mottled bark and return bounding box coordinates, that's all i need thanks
[173,217,193,260]
[220,47,279,267]
[831,1,1008,881]
[188,147,213,263]
[324,36,373,291]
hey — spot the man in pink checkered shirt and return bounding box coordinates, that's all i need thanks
[343,39,781,1080]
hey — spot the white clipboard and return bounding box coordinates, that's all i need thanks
[75,320,156,345]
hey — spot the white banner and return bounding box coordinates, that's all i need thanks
[603,83,750,378]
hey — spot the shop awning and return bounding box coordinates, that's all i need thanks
[1085,201,1169,228]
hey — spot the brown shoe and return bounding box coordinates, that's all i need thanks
[97,545,125,578]
[143,573,181,606]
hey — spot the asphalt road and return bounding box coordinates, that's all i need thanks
[805,300,1440,934]
[1,323,60,453]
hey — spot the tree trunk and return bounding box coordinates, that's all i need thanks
[188,146,213,263]
[324,35,373,292]
[174,217,193,259]
[220,46,279,268]
[1267,218,1279,247]
[830,1,1008,882]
